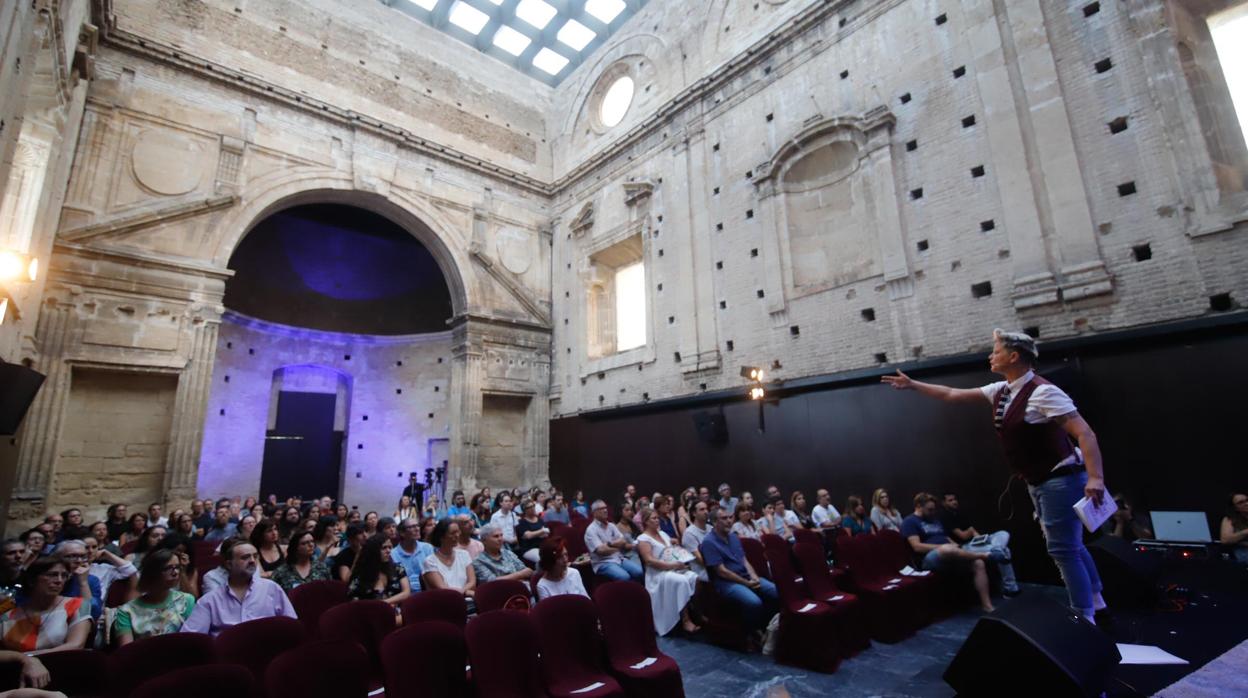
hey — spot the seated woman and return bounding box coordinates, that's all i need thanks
[272,532,332,592]
[790,491,815,530]
[310,518,340,564]
[156,535,199,598]
[421,519,476,607]
[842,496,876,536]
[113,549,196,645]
[118,514,149,548]
[124,525,166,566]
[635,508,700,635]
[394,496,417,523]
[535,537,588,601]
[757,499,793,541]
[615,503,642,564]
[0,556,92,655]
[870,488,904,532]
[514,499,550,565]
[171,514,198,542]
[250,520,285,579]
[730,502,761,541]
[348,534,410,610]
[1103,495,1154,540]
[1221,492,1248,565]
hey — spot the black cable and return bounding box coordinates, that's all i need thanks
[997,474,1017,522]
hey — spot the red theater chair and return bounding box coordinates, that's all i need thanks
[401,587,468,627]
[214,616,305,692]
[318,599,396,690]
[792,540,870,655]
[266,640,369,698]
[382,621,470,698]
[465,610,547,698]
[740,537,771,580]
[286,579,348,637]
[107,632,215,698]
[764,539,850,673]
[593,582,685,698]
[475,579,530,614]
[131,664,257,698]
[104,579,132,608]
[532,595,625,698]
[834,534,927,643]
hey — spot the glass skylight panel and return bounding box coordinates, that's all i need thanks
[406,0,439,11]
[448,2,490,35]
[557,19,597,52]
[585,0,627,24]
[532,47,570,75]
[516,0,558,30]
[493,25,531,56]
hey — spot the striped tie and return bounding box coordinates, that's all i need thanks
[994,386,1011,429]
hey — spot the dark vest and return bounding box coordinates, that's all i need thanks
[995,376,1077,484]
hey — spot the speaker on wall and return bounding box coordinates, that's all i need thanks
[0,361,45,435]
[691,411,728,446]
[944,595,1120,697]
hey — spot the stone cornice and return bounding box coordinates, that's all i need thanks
[52,240,234,282]
[88,0,874,201]
[222,310,454,345]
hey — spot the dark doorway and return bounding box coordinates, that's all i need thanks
[260,391,343,501]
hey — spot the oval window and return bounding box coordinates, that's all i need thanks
[599,76,635,128]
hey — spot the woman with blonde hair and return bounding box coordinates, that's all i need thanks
[870,488,903,532]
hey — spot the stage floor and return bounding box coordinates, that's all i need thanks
[661,576,1248,698]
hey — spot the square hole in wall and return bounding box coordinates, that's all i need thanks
[1117,181,1137,197]
[745,170,753,179]
[917,239,930,252]
[674,352,682,362]
[712,142,720,152]
[716,261,723,269]
[745,209,754,219]
[713,186,720,195]
[980,219,996,232]
[935,13,948,25]
[1024,326,1041,338]
[900,92,912,104]
[357,443,363,450]
[726,340,735,351]
[910,187,924,200]
[219,408,225,416]
[248,348,255,356]
[1131,243,1152,261]
[658,249,664,257]
[953,65,966,78]
[396,388,403,394]
[428,413,434,419]
[437,357,443,363]
[719,300,727,309]
[716,222,723,231]
[861,308,875,321]
[766,113,774,122]
[962,114,976,128]
[434,386,440,392]
[657,283,663,291]
[344,354,351,361]
[750,248,758,257]
[840,70,849,79]
[905,139,918,151]
[1108,116,1128,134]
[971,165,985,178]
[1209,292,1233,311]
[789,325,800,336]
[1083,2,1101,16]
[1094,57,1113,73]
[668,316,675,324]
[756,289,766,298]
[226,342,232,349]
[363,415,369,421]
[224,375,230,383]
[971,281,993,298]
[839,17,847,27]
[874,352,889,364]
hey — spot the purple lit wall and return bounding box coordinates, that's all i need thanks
[198,312,452,512]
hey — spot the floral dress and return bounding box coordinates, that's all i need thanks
[271,561,332,592]
[113,591,196,640]
[348,564,408,600]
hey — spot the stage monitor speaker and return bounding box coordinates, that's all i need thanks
[0,362,44,435]
[691,411,728,446]
[1088,535,1162,608]
[944,595,1120,697]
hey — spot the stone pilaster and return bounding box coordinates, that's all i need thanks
[12,299,74,506]
[449,320,485,493]
[162,315,220,504]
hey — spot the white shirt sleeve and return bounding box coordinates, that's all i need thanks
[812,506,828,526]
[980,380,1007,404]
[1026,384,1077,422]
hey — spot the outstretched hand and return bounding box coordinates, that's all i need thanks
[880,369,914,390]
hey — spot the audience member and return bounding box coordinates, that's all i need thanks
[447,490,473,520]
[571,490,590,518]
[59,509,88,543]
[334,524,368,583]
[422,493,446,520]
[938,493,1019,595]
[0,540,26,602]
[146,503,168,528]
[542,493,571,525]
[201,538,260,597]
[18,531,44,568]
[119,514,148,547]
[730,502,760,541]
[676,489,697,539]
[700,508,778,643]
[349,534,410,608]
[105,505,129,544]
[276,506,301,544]
[379,516,399,541]
[472,524,532,584]
[202,506,237,543]
[401,473,426,513]
[489,493,519,548]
[870,489,903,532]
[636,508,700,635]
[271,532,331,592]
[842,496,876,536]
[182,540,296,636]
[654,495,679,539]
[615,502,641,563]
[812,489,842,530]
[1221,493,1248,565]
[235,515,257,542]
[902,493,998,612]
[190,500,211,535]
[0,649,58,697]
[172,513,199,541]
[311,518,340,564]
[250,520,285,578]
[535,538,588,600]
[395,496,417,523]
[157,536,199,598]
[421,519,476,606]
[515,499,550,565]
[53,541,101,621]
[681,500,712,581]
[390,518,434,592]
[790,491,814,530]
[113,549,196,645]
[124,525,166,566]
[585,500,643,582]
[0,556,92,654]
[455,515,484,559]
[717,484,739,514]
[1104,495,1154,540]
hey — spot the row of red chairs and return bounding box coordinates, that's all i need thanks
[16,580,684,698]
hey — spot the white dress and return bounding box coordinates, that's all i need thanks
[636,531,698,635]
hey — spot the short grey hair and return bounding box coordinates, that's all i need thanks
[993,329,1038,361]
[53,540,85,554]
[478,523,500,538]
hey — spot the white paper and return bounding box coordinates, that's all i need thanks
[889,578,903,583]
[571,682,607,694]
[1073,490,1117,533]
[829,594,845,601]
[793,576,804,583]
[1116,644,1188,665]
[629,657,658,670]
[911,570,931,577]
[900,566,916,575]
[882,584,898,590]
[797,602,818,613]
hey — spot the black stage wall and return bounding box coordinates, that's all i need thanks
[550,314,1248,583]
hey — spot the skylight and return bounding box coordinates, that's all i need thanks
[533,47,571,76]
[380,0,648,85]
[558,20,597,52]
[492,25,531,57]
[585,0,627,24]
[516,0,558,30]
[448,2,489,35]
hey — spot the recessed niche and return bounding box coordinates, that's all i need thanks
[910,188,924,200]
[1209,293,1233,311]
[789,325,800,336]
[1094,57,1113,74]
[726,340,734,351]
[900,92,912,104]
[428,413,434,419]
[766,113,774,122]
[713,187,720,195]
[917,239,930,252]
[1131,243,1152,261]
[745,209,754,219]
[756,289,766,298]
[874,352,888,364]
[971,165,985,178]
[935,13,948,25]
[840,70,849,79]
[357,444,363,450]
[248,348,254,355]
[434,386,440,392]
[750,248,758,257]
[674,352,682,362]
[1083,2,1100,17]
[668,316,675,324]
[716,261,723,269]
[962,114,976,128]
[1108,116,1128,134]
[862,308,876,321]
[953,66,966,78]
[1117,181,1137,197]
[713,142,720,152]
[363,415,369,421]
[971,281,993,298]
[657,283,663,291]
[224,375,230,383]
[716,222,723,231]
[905,139,918,152]
[396,388,402,394]
[980,219,996,232]
[1024,326,1041,338]
[719,300,727,309]
[219,409,225,416]
[226,342,233,349]
[343,354,351,361]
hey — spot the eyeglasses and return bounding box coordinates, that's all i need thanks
[162,565,181,574]
[41,572,70,580]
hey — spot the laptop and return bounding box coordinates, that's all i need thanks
[1150,511,1212,543]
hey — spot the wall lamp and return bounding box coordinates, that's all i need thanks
[0,250,38,283]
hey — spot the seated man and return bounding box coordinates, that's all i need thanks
[940,492,1019,595]
[182,539,296,636]
[584,500,643,582]
[902,493,1005,612]
[391,518,435,591]
[700,507,778,644]
[201,505,238,543]
[53,541,103,621]
[681,500,712,581]
[471,524,532,584]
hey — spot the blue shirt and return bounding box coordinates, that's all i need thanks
[62,573,103,620]
[542,507,571,525]
[571,502,590,517]
[700,530,749,579]
[446,505,473,520]
[391,541,434,591]
[901,514,949,545]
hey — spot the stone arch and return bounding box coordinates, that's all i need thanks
[212,170,475,318]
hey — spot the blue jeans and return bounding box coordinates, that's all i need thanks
[713,577,779,631]
[1028,471,1103,616]
[963,530,1019,592]
[597,560,644,582]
